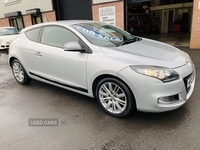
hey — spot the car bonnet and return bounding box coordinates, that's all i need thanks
[100,38,187,68]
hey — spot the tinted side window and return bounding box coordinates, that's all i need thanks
[25,28,40,42]
[41,26,79,48]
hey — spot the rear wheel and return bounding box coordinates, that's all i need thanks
[96,78,135,118]
[11,59,32,85]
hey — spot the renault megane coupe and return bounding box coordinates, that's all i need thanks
[8,20,195,117]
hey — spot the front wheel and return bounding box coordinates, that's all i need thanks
[96,78,135,118]
[11,59,32,85]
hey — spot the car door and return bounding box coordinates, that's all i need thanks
[20,27,41,72]
[31,25,88,92]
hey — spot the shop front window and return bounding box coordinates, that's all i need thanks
[9,17,24,31]
[31,14,43,25]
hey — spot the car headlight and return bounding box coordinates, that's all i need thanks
[130,65,179,82]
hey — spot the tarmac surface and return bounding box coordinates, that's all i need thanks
[0,46,200,150]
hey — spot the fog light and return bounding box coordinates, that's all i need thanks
[158,95,179,104]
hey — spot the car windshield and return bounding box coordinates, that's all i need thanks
[0,28,18,36]
[72,22,138,47]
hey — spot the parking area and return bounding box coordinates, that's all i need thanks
[0,46,200,150]
[142,32,190,47]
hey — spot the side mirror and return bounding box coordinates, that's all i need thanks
[64,42,85,52]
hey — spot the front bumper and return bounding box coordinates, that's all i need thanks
[117,63,195,112]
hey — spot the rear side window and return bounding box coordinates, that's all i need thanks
[25,28,40,42]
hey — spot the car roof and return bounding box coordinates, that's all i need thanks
[21,20,98,32]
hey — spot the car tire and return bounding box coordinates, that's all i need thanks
[96,78,135,118]
[11,59,32,85]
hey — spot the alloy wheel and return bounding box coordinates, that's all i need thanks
[12,61,24,83]
[98,82,127,114]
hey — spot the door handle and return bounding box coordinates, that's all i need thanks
[35,52,42,57]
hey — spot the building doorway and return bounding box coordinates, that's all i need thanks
[9,17,24,31]
[31,14,43,25]
[26,8,43,25]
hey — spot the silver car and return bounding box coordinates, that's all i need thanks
[8,20,195,117]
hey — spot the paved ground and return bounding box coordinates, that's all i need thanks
[0,47,200,150]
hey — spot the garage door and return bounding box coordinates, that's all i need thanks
[54,0,92,20]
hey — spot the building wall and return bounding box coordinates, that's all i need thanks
[190,0,200,49]
[0,18,9,27]
[22,11,56,28]
[92,1,124,29]
[0,0,53,18]
[0,11,56,29]
[42,11,56,23]
[23,15,32,27]
[0,11,56,28]
[0,0,55,29]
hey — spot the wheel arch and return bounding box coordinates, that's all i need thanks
[92,74,136,108]
[9,56,17,67]
[10,58,32,85]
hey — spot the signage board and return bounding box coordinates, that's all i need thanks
[99,6,116,26]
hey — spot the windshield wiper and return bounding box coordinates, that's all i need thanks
[117,37,142,47]
[118,39,135,46]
